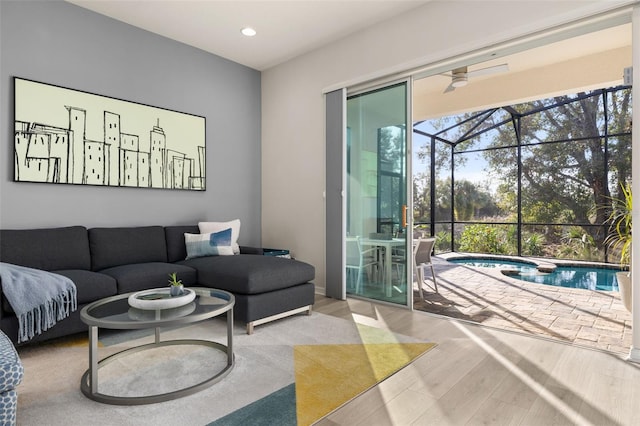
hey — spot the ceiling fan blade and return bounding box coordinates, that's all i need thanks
[440,66,467,78]
[467,63,509,78]
[442,64,504,93]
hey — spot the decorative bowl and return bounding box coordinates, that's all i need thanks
[128,301,197,321]
[128,287,196,310]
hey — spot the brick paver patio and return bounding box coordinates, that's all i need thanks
[413,256,633,357]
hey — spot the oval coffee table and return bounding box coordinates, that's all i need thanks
[80,287,234,405]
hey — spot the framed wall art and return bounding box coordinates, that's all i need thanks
[13,77,206,191]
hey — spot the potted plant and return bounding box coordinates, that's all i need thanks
[168,272,185,296]
[605,182,632,312]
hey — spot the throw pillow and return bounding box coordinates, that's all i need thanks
[184,229,234,259]
[198,219,241,254]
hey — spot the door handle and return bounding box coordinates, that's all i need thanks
[402,205,407,228]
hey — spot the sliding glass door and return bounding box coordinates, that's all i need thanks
[346,81,411,306]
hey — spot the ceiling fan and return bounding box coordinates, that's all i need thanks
[443,63,509,93]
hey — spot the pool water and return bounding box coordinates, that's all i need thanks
[449,258,619,291]
[516,266,619,291]
[449,259,537,271]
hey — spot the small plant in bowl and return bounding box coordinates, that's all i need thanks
[168,272,185,296]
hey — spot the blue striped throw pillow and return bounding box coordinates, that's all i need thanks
[184,228,234,259]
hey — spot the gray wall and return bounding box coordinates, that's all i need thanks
[0,1,262,246]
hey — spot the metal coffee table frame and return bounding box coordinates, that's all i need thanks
[80,287,235,405]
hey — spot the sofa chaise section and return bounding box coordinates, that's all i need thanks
[165,226,316,333]
[179,255,315,333]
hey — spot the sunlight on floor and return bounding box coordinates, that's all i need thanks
[452,320,592,425]
[414,258,632,356]
[352,306,393,333]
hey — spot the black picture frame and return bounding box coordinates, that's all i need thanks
[13,77,206,191]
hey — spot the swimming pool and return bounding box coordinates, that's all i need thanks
[449,259,537,271]
[448,258,619,291]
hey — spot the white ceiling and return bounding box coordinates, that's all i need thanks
[66,0,631,120]
[414,23,632,119]
[66,0,430,71]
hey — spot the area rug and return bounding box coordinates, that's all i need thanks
[16,312,435,425]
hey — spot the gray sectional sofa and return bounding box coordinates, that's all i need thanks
[0,225,315,344]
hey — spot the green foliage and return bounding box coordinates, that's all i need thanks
[522,232,545,256]
[453,180,500,220]
[168,272,183,287]
[557,226,599,261]
[605,182,632,265]
[458,224,516,255]
[522,200,566,224]
[378,127,404,172]
[434,230,451,252]
[413,173,431,223]
[423,177,503,223]
[494,184,517,218]
[434,178,453,221]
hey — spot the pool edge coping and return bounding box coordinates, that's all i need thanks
[438,252,628,272]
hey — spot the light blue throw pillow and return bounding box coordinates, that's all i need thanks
[184,228,234,259]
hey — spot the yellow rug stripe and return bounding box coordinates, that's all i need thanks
[42,334,104,348]
[294,342,436,426]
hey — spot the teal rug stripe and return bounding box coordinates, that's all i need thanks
[208,383,297,426]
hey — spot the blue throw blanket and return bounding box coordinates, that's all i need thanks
[0,262,77,343]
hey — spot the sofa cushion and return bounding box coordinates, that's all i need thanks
[178,255,315,295]
[165,226,199,263]
[99,262,197,294]
[1,269,117,314]
[0,226,90,271]
[89,226,168,271]
[54,270,118,305]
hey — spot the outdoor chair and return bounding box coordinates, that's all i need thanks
[346,236,381,294]
[414,237,438,299]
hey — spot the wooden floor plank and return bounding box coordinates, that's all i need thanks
[313,294,640,426]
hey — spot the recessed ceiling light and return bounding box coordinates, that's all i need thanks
[241,27,257,37]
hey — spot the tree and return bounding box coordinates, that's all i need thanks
[413,172,430,223]
[453,179,500,220]
[491,89,631,243]
[412,86,632,260]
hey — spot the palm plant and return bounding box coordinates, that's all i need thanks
[605,182,632,267]
[605,182,632,312]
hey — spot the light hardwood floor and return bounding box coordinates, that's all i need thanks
[312,295,640,426]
